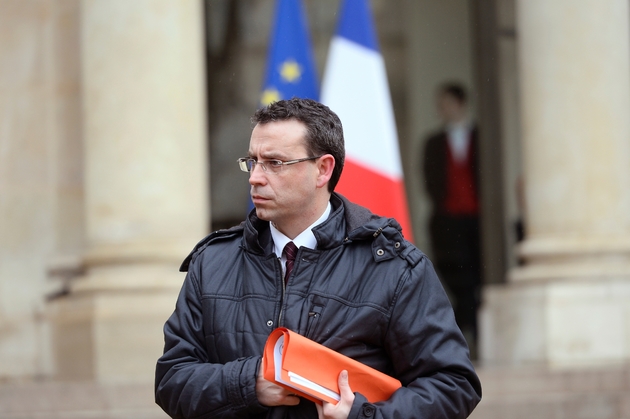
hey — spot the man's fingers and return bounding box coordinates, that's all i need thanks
[338,370,353,398]
[316,371,355,419]
[284,393,301,406]
[316,401,324,418]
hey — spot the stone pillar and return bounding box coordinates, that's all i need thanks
[480,0,630,368]
[0,0,59,379]
[49,0,208,382]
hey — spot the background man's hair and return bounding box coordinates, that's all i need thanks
[252,98,345,193]
[438,82,467,104]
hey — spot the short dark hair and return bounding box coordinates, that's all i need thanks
[252,98,345,193]
[438,82,467,104]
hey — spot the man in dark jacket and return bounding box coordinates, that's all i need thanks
[155,98,481,419]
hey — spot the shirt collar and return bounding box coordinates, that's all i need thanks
[446,118,471,132]
[446,120,472,162]
[270,201,332,258]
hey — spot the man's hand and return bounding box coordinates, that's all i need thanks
[316,370,355,419]
[255,362,300,407]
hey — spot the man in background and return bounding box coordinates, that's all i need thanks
[422,82,482,358]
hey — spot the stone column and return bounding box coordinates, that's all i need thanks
[480,0,630,368]
[49,0,208,382]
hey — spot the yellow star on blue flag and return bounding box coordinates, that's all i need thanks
[260,88,281,106]
[280,59,302,83]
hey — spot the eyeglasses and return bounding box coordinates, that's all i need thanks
[237,156,322,174]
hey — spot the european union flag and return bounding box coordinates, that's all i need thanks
[260,0,319,105]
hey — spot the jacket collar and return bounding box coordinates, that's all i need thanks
[243,193,402,254]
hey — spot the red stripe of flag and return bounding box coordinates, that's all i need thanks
[337,159,413,241]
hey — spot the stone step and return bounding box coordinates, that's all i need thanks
[470,364,630,419]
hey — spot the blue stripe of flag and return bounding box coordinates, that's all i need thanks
[335,0,379,52]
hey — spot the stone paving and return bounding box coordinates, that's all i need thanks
[0,381,167,419]
[1,364,629,419]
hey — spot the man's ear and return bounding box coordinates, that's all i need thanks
[316,155,335,189]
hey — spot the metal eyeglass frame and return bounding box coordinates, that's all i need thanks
[237,155,323,174]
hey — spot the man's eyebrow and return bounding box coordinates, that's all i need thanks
[249,152,283,160]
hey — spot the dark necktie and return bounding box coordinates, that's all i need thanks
[283,242,298,284]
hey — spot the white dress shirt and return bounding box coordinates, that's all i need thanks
[270,201,332,275]
[446,120,472,163]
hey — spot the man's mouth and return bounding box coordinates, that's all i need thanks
[251,194,269,203]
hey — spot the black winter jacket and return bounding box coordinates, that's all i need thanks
[155,193,481,418]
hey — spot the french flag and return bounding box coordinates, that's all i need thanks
[321,0,413,241]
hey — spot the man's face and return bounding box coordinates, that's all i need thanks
[437,93,466,123]
[248,119,323,236]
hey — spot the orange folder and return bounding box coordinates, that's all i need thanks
[262,327,401,405]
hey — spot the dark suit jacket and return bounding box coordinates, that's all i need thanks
[423,126,480,214]
[422,126,481,268]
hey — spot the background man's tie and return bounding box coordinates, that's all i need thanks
[283,242,298,284]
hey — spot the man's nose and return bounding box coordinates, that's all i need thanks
[248,163,267,184]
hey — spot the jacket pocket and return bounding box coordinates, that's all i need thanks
[305,304,323,338]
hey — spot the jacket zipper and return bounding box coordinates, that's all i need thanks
[277,256,286,326]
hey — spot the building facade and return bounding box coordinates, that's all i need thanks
[0,0,628,417]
